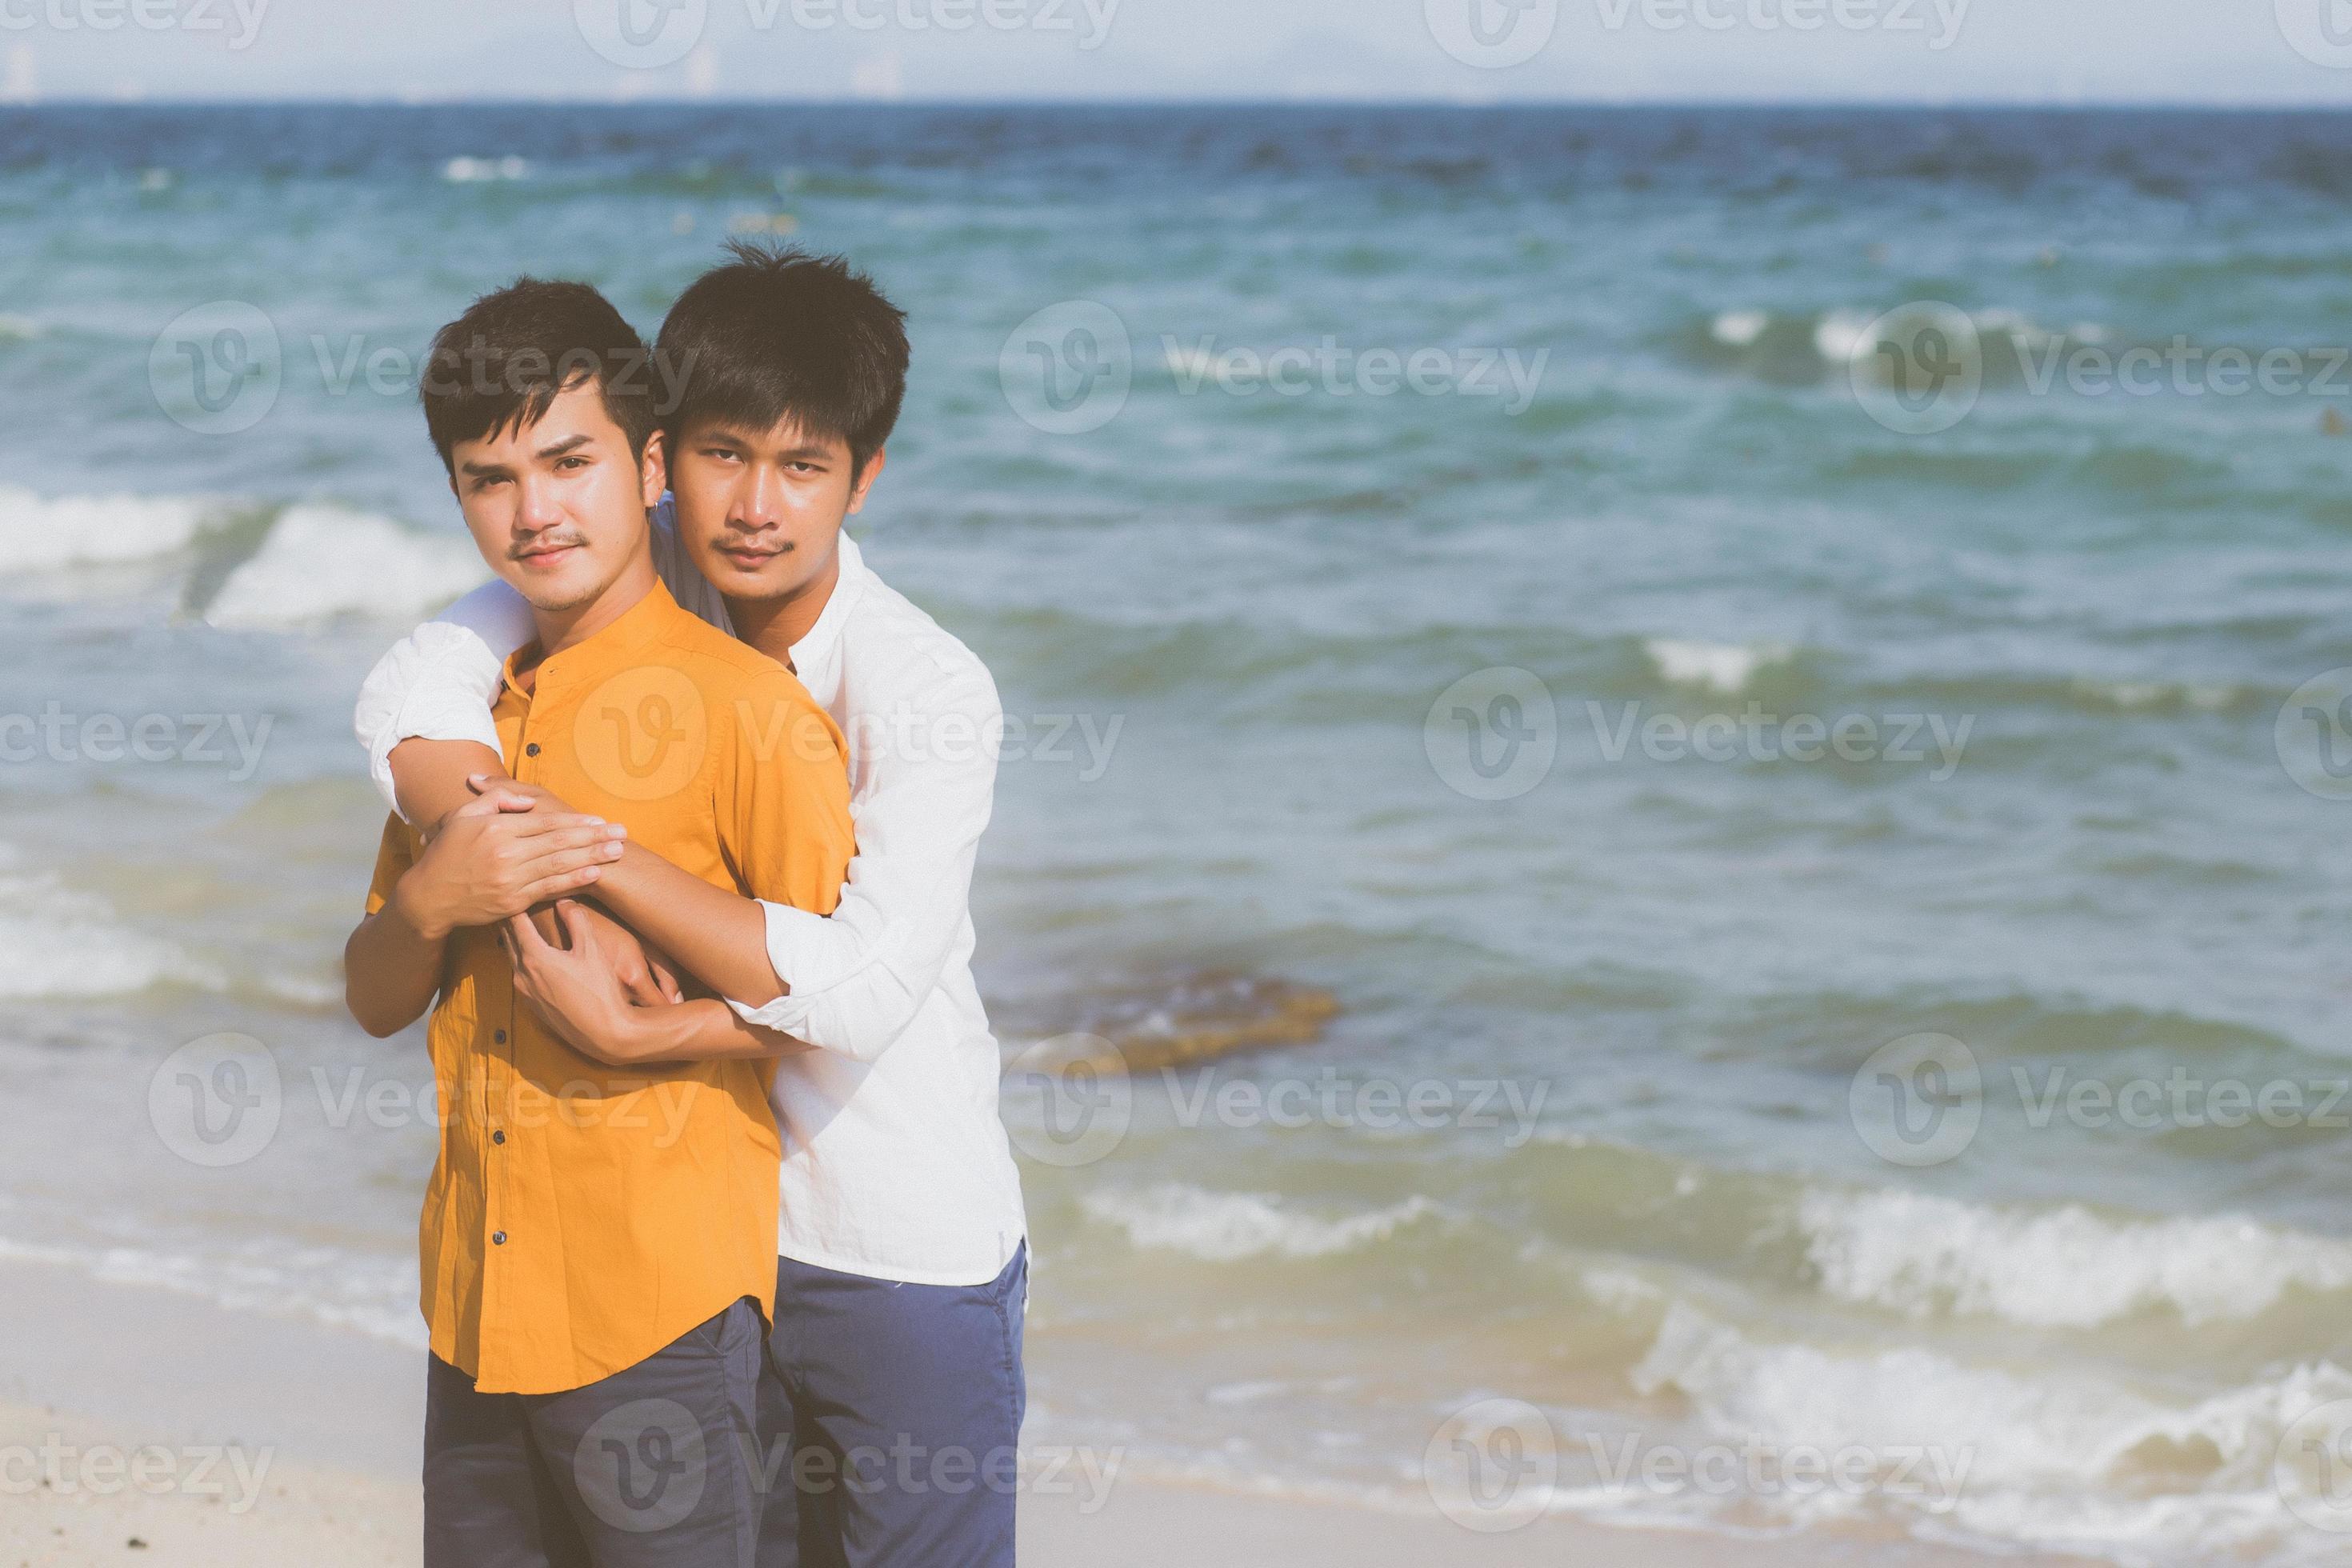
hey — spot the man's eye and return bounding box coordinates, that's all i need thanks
[703,448,742,463]
[557,456,590,471]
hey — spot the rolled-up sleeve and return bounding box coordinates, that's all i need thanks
[728,660,1001,1064]
[352,582,532,818]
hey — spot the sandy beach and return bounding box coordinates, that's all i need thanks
[0,1256,2108,1568]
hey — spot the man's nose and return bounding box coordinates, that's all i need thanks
[516,473,566,532]
[735,466,786,530]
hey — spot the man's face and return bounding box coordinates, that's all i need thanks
[667,414,882,605]
[447,378,665,612]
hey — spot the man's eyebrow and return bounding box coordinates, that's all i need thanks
[458,457,511,479]
[534,433,593,461]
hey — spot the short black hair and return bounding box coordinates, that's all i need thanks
[655,243,910,476]
[420,278,657,471]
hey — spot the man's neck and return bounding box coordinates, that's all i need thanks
[530,549,659,665]
[725,546,842,669]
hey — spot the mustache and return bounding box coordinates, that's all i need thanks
[508,531,589,560]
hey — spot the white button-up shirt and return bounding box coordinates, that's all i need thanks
[354,505,1027,1286]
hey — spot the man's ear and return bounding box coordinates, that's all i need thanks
[638,429,668,509]
[846,446,886,516]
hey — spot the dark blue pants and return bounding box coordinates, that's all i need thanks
[754,1245,1028,1568]
[423,1298,767,1568]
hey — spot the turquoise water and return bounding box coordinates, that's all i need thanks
[6,104,2352,1561]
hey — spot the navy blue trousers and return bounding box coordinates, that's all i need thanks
[754,1244,1028,1568]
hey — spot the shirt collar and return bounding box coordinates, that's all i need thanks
[786,534,869,705]
[502,577,682,702]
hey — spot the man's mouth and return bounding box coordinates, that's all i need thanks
[717,543,785,569]
[513,541,582,568]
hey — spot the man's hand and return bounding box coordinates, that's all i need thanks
[394,791,627,941]
[568,901,686,1009]
[503,900,665,1066]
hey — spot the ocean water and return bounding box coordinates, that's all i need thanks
[6,104,2352,1562]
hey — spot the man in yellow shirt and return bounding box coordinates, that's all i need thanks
[344,278,853,1568]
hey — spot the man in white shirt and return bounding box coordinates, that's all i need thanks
[355,245,1028,1567]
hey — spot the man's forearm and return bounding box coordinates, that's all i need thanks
[593,850,785,1009]
[394,738,786,1008]
[344,884,449,1038]
[594,998,811,1063]
[389,738,507,830]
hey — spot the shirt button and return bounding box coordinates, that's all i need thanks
[491,1130,506,1145]
[525,743,541,757]
[494,1030,506,1044]
[492,1231,507,1246]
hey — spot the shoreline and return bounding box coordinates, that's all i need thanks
[0,1255,2111,1568]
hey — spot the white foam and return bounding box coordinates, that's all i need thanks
[443,155,529,183]
[1630,1301,2352,1562]
[1812,309,1875,365]
[1710,310,1769,348]
[1082,1183,1438,1263]
[2070,676,2243,712]
[0,314,40,341]
[0,865,209,998]
[205,505,488,630]
[1799,1187,2352,1330]
[0,1234,425,1349]
[0,487,218,570]
[1644,638,1793,694]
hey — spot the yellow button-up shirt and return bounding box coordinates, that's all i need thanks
[365,580,854,1394]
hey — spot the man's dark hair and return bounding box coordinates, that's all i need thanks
[420,278,656,471]
[655,242,910,477]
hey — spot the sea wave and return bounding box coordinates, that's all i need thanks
[1630,1301,2352,1564]
[0,1233,424,1349]
[1642,637,1796,695]
[0,486,224,570]
[0,858,213,999]
[1798,1187,2352,1330]
[202,504,488,629]
[1082,1183,1442,1263]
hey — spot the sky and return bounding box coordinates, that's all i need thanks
[1,0,2350,105]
